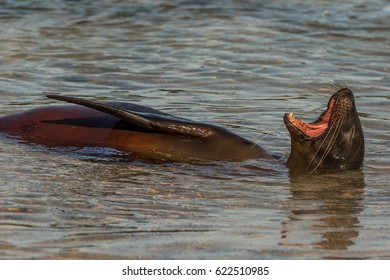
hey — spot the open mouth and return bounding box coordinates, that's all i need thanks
[285,98,335,138]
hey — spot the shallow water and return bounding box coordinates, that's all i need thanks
[0,0,389,259]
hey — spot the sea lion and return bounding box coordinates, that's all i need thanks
[284,87,364,173]
[0,87,364,173]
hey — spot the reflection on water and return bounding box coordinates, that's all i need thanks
[281,171,365,254]
[0,0,389,259]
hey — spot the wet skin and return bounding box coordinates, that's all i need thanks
[0,87,364,172]
[0,98,273,162]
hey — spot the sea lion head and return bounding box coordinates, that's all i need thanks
[284,87,364,174]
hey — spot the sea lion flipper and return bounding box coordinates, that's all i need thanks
[47,95,154,129]
[46,95,214,138]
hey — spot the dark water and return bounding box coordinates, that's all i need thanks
[0,0,389,259]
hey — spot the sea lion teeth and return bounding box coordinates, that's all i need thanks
[289,112,295,124]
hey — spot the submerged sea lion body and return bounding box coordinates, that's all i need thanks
[0,87,365,173]
[0,100,273,162]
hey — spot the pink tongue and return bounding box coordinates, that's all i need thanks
[304,121,328,137]
[288,112,329,138]
[289,98,333,138]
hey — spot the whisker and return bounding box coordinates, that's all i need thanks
[310,117,343,172]
[250,123,284,149]
[306,117,339,170]
[296,105,324,118]
[310,121,341,173]
[326,80,347,92]
[310,116,344,173]
[250,105,325,150]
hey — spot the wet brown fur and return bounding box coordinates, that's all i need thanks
[0,103,273,162]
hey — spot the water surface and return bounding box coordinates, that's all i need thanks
[0,0,389,259]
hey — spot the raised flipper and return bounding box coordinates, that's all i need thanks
[46,95,215,138]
